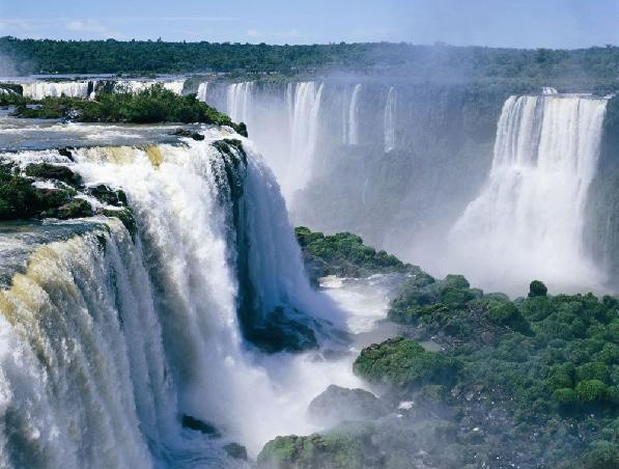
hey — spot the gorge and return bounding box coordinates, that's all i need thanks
[1,44,618,469]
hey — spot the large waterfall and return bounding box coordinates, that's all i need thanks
[226,83,254,123]
[347,84,362,145]
[447,94,609,293]
[21,81,92,100]
[197,82,209,102]
[282,82,324,200]
[0,130,356,468]
[384,87,396,152]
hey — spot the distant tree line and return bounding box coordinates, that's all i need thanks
[1,37,618,91]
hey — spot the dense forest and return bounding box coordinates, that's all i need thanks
[1,37,618,91]
[287,228,619,469]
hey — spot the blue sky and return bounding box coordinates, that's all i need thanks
[0,0,617,48]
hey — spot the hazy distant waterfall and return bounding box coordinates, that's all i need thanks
[449,94,608,292]
[283,82,324,199]
[227,82,254,123]
[347,84,362,145]
[21,81,91,100]
[197,82,209,102]
[384,87,396,152]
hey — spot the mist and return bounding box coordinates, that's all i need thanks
[0,53,17,78]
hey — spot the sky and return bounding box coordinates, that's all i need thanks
[0,0,617,49]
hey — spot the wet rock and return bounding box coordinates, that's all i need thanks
[172,128,205,141]
[181,414,221,438]
[25,163,81,186]
[89,184,127,206]
[223,443,248,461]
[308,385,387,427]
[44,198,93,219]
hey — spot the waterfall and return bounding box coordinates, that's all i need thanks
[384,87,396,152]
[448,94,608,293]
[0,131,342,467]
[113,80,186,95]
[283,82,324,200]
[347,84,362,145]
[21,81,92,100]
[226,83,254,123]
[197,82,209,102]
[542,87,558,95]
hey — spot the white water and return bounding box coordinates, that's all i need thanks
[114,80,186,95]
[384,87,396,152]
[197,82,209,102]
[347,84,362,145]
[282,82,324,200]
[226,83,254,123]
[0,130,378,467]
[21,81,91,100]
[446,94,608,294]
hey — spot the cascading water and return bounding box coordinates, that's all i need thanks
[21,81,92,100]
[347,84,362,145]
[197,82,209,102]
[446,94,608,293]
[384,87,396,152]
[282,82,324,200]
[226,83,254,123]
[113,80,186,95]
[0,130,360,468]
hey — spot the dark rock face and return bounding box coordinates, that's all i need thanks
[307,385,387,427]
[223,443,248,461]
[180,415,221,438]
[88,184,127,206]
[24,163,81,186]
[172,128,205,141]
[44,198,93,220]
[246,306,319,353]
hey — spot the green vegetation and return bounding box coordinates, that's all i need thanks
[295,226,416,283]
[2,37,619,91]
[288,231,619,468]
[5,85,243,131]
[353,337,460,389]
[0,161,82,220]
[258,423,379,469]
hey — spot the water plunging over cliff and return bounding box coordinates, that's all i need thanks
[384,87,396,152]
[282,82,324,200]
[347,84,362,145]
[0,130,354,468]
[447,94,608,293]
[197,82,209,102]
[21,81,92,100]
[226,83,254,123]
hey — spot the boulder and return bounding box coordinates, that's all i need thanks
[307,385,387,427]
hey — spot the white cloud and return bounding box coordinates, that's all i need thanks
[66,19,108,33]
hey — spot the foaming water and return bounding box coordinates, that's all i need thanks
[0,129,387,466]
[442,94,608,294]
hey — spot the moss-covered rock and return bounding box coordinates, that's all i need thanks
[258,423,380,469]
[44,198,93,219]
[24,163,81,186]
[89,184,127,206]
[307,385,387,427]
[103,208,138,240]
[353,337,459,390]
